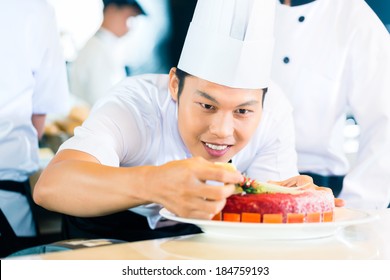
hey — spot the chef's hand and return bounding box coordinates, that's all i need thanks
[268,175,345,207]
[144,157,243,220]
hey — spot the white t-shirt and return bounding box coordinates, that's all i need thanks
[60,74,298,228]
[0,0,69,236]
[69,28,128,107]
[272,0,390,209]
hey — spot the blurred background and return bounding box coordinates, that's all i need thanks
[43,0,389,154]
[48,0,197,75]
[48,0,389,68]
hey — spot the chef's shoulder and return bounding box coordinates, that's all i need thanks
[263,80,293,117]
[92,73,170,115]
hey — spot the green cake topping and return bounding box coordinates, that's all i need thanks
[235,177,306,195]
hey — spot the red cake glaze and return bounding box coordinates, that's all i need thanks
[222,189,335,223]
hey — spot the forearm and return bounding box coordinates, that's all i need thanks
[34,154,155,217]
[32,114,46,139]
[34,150,243,220]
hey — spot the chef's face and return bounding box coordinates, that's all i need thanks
[169,68,264,163]
[107,5,142,36]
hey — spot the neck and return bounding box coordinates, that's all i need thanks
[279,0,316,6]
[101,20,128,37]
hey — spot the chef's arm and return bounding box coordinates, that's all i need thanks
[33,149,242,219]
[339,22,390,209]
[32,114,46,140]
[33,149,152,217]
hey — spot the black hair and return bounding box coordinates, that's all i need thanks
[102,0,144,14]
[262,87,268,107]
[175,68,190,100]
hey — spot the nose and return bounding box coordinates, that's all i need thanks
[209,113,234,138]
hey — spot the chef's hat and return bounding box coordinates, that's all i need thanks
[178,0,275,89]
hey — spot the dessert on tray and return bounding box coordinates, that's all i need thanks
[214,175,335,224]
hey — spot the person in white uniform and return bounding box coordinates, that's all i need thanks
[272,0,390,209]
[34,0,339,242]
[0,0,69,257]
[69,0,145,107]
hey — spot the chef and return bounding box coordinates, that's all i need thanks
[69,0,146,107]
[34,0,319,242]
[271,0,390,210]
[0,0,69,257]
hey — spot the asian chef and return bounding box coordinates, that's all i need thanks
[33,0,337,241]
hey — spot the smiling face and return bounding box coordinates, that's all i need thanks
[169,68,264,163]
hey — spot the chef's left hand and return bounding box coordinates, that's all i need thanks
[268,175,345,207]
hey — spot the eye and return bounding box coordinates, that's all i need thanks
[234,108,252,115]
[199,103,215,111]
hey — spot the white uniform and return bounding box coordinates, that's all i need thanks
[69,28,128,107]
[60,74,299,228]
[272,0,390,209]
[0,0,69,235]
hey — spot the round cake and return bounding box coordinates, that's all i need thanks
[215,178,335,223]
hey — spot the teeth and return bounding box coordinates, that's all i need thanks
[205,143,228,151]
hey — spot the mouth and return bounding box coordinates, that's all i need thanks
[204,142,228,150]
[202,141,232,157]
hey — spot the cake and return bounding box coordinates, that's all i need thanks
[214,177,335,223]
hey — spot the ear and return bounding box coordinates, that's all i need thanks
[168,67,179,102]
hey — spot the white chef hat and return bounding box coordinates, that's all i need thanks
[178,0,275,89]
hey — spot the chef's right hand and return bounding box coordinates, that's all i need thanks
[143,157,243,220]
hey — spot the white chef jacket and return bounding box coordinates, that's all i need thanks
[0,0,69,236]
[272,0,390,209]
[69,28,128,107]
[59,74,299,229]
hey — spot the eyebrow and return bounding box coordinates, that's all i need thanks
[195,90,260,107]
